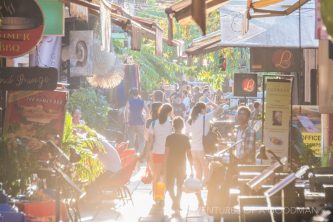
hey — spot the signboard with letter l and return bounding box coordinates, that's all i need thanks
[234,73,258,97]
[250,48,303,72]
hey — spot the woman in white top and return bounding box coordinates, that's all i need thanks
[187,102,224,183]
[148,103,173,202]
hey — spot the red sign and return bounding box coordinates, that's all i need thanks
[0,0,44,57]
[234,73,258,97]
[4,90,67,153]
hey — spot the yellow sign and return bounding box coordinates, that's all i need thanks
[292,106,322,157]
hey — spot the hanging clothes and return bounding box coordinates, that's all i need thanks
[100,0,112,52]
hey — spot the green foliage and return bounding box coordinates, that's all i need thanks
[67,88,109,131]
[115,1,249,91]
[0,138,39,196]
[62,113,105,183]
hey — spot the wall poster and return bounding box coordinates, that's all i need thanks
[264,79,292,160]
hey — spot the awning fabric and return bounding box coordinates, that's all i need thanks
[248,0,310,19]
[64,0,180,48]
[219,0,318,48]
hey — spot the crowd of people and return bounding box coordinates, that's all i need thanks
[123,84,262,212]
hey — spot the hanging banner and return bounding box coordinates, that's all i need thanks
[37,0,64,35]
[4,90,67,155]
[0,67,58,90]
[0,0,44,57]
[234,73,258,97]
[29,36,62,71]
[292,106,321,157]
[264,79,292,160]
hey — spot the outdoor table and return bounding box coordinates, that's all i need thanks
[0,204,26,222]
[17,201,68,222]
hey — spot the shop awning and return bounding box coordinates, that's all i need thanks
[65,0,180,48]
[219,0,318,48]
[165,0,229,40]
[186,31,221,56]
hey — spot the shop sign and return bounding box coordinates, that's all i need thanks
[250,48,302,72]
[292,105,321,157]
[234,73,257,97]
[4,90,67,155]
[264,79,292,161]
[37,0,64,35]
[0,0,44,57]
[0,67,58,90]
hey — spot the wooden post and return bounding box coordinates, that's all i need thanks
[168,14,173,42]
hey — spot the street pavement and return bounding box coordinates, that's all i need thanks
[79,164,214,222]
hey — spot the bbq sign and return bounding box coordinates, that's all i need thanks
[0,0,44,57]
[250,48,302,72]
[234,73,258,97]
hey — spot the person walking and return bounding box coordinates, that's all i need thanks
[148,103,173,205]
[164,117,193,212]
[186,102,224,207]
[125,88,148,155]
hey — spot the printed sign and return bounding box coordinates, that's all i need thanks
[250,48,302,72]
[292,106,321,157]
[264,79,292,160]
[0,0,44,57]
[0,67,58,90]
[70,31,93,77]
[234,73,257,97]
[4,90,67,155]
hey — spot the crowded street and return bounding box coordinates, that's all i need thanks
[0,0,333,222]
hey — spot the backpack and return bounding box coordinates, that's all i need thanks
[202,115,218,154]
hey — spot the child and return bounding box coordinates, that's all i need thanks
[164,116,193,211]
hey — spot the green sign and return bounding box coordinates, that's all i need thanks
[37,0,64,35]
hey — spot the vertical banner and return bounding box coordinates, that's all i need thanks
[29,36,62,72]
[264,79,292,160]
[292,106,321,157]
[4,90,67,154]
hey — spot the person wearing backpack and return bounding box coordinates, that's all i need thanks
[186,102,224,207]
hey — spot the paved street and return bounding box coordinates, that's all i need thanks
[79,164,213,222]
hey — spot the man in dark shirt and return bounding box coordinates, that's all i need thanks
[165,116,193,211]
